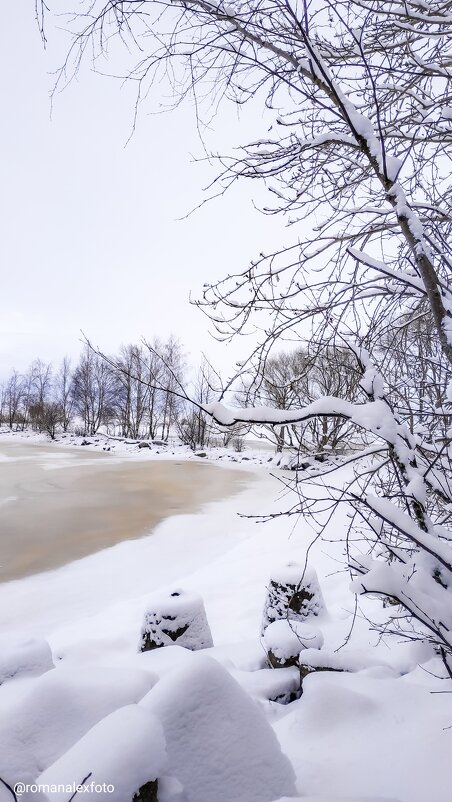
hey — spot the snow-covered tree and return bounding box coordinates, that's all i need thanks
[53,1,452,674]
[240,345,360,452]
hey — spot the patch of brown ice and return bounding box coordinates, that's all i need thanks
[0,442,252,581]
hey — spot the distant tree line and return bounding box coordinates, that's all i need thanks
[0,338,246,450]
[0,338,184,441]
[9,332,439,456]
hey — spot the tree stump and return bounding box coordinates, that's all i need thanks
[261,562,325,635]
[140,589,213,652]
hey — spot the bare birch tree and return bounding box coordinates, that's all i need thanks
[71,347,116,435]
[55,356,75,432]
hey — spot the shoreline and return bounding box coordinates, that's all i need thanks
[0,440,254,583]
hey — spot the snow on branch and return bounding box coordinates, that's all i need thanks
[350,555,452,654]
[347,247,426,295]
[361,493,452,575]
[205,396,402,445]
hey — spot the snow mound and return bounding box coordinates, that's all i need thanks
[37,704,166,801]
[270,563,314,586]
[298,647,397,674]
[0,633,53,685]
[264,619,324,663]
[299,678,378,735]
[0,665,156,785]
[158,776,186,802]
[275,798,402,801]
[137,644,197,676]
[140,589,213,651]
[232,666,301,703]
[141,655,297,802]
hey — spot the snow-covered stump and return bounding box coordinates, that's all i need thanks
[140,590,213,653]
[133,780,158,802]
[263,620,324,700]
[261,562,325,635]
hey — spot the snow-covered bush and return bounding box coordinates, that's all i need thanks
[261,563,325,635]
[140,590,213,652]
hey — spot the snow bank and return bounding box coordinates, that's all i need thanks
[0,633,53,685]
[141,656,297,802]
[275,668,452,801]
[275,798,402,801]
[37,704,166,801]
[0,665,156,785]
[140,589,213,651]
[298,647,404,675]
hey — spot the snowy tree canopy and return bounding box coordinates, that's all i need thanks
[48,1,452,676]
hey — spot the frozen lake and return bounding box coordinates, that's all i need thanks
[0,441,248,582]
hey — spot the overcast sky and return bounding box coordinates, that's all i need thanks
[0,4,287,381]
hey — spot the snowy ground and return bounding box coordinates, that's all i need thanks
[0,431,451,801]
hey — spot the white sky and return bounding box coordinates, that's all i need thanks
[0,4,287,381]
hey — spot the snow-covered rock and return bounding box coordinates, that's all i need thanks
[158,776,187,802]
[140,589,213,652]
[37,704,167,801]
[137,644,197,676]
[0,633,53,685]
[262,563,325,634]
[0,665,157,786]
[264,619,324,668]
[141,655,297,802]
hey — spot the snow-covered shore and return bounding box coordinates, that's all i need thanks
[0,430,451,801]
[0,426,283,466]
